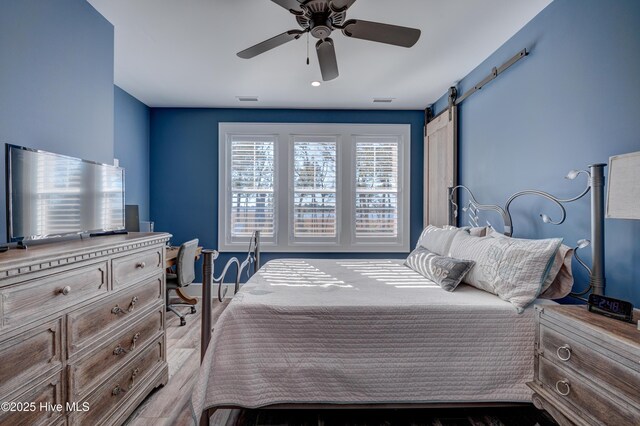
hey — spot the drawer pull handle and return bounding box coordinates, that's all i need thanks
[113,344,128,356]
[131,333,140,351]
[59,286,71,296]
[136,262,146,269]
[555,379,571,396]
[111,384,127,396]
[128,296,139,312]
[112,296,139,315]
[111,305,125,315]
[557,344,572,361]
[130,368,139,388]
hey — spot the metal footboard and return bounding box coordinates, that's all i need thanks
[200,231,261,361]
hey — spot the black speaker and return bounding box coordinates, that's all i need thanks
[125,205,140,232]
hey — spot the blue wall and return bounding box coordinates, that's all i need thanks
[150,109,424,279]
[0,0,114,242]
[115,86,151,221]
[432,0,640,306]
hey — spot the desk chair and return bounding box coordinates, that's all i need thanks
[166,238,199,326]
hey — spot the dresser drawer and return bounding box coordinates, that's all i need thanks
[540,324,640,407]
[69,306,164,400]
[0,370,64,426]
[0,318,62,398]
[538,356,637,425]
[69,337,164,426]
[112,247,163,289]
[1,261,108,329]
[66,273,163,356]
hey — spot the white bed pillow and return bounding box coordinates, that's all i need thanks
[448,231,562,312]
[415,225,461,255]
[487,229,574,300]
[539,244,574,299]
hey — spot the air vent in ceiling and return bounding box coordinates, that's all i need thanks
[237,96,259,102]
[373,98,394,103]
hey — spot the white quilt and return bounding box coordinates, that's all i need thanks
[191,259,552,420]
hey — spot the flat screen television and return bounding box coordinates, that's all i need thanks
[6,144,125,243]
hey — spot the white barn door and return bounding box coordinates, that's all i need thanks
[424,106,457,227]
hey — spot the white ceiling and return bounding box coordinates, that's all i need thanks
[88,0,552,109]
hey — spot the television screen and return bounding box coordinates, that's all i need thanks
[6,145,125,242]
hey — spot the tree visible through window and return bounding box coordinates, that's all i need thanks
[219,123,409,252]
[293,140,337,238]
[230,139,275,237]
[355,139,399,238]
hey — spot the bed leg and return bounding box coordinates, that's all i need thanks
[201,250,216,362]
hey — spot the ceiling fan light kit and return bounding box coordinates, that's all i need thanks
[238,0,421,81]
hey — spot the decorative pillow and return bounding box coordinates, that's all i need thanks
[404,246,475,292]
[469,226,490,237]
[415,225,461,255]
[448,231,563,312]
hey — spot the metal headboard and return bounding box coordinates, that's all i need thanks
[448,163,606,301]
[200,231,261,361]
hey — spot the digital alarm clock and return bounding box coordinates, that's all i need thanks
[588,294,634,323]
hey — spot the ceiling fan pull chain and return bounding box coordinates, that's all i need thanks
[306,31,310,65]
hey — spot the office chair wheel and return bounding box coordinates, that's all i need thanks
[180,318,186,326]
[190,306,196,314]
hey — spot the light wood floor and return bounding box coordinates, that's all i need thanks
[124,298,231,426]
[125,299,555,426]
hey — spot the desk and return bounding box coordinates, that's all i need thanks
[165,245,203,305]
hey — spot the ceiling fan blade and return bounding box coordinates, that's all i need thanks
[329,0,357,12]
[316,38,339,81]
[342,19,421,47]
[271,0,303,13]
[237,30,304,59]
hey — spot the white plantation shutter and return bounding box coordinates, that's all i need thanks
[293,139,337,239]
[355,138,399,238]
[219,123,409,252]
[229,138,275,238]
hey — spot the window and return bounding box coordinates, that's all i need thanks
[355,137,399,239]
[292,137,337,242]
[227,136,276,245]
[219,123,410,252]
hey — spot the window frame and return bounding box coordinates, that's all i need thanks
[218,123,410,253]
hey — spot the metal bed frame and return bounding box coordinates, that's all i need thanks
[200,231,261,361]
[196,163,607,423]
[448,163,606,301]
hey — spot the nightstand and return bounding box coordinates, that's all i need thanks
[527,305,640,426]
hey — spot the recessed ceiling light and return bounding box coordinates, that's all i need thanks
[311,81,321,87]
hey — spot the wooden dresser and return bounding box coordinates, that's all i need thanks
[0,232,170,426]
[528,305,640,426]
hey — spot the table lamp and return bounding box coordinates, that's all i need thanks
[605,151,640,326]
[607,151,640,220]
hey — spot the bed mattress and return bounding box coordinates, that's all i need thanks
[191,258,552,418]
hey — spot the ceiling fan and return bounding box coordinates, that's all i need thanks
[237,0,421,81]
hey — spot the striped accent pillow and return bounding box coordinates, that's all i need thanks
[404,246,475,292]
